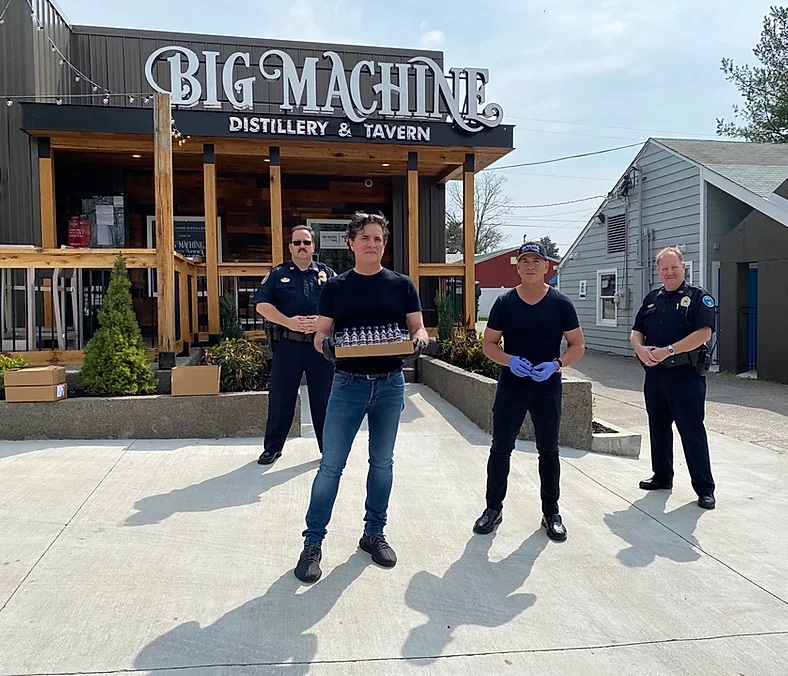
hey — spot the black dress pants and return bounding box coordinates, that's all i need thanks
[486,378,562,517]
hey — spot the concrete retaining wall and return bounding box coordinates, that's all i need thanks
[419,357,593,450]
[0,391,299,441]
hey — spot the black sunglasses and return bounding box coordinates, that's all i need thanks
[291,239,313,246]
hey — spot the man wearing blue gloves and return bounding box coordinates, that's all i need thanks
[473,242,585,541]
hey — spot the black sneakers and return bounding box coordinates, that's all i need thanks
[359,533,397,568]
[698,495,716,510]
[257,449,282,465]
[473,508,503,535]
[294,543,323,583]
[541,514,568,542]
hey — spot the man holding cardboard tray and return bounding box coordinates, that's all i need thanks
[293,211,429,584]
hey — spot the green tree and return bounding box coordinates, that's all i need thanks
[80,254,156,396]
[538,236,560,258]
[220,292,244,340]
[446,173,512,254]
[717,6,788,142]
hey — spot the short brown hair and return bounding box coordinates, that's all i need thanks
[656,246,684,264]
[347,211,389,244]
[290,225,314,243]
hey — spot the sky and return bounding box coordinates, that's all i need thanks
[50,0,779,254]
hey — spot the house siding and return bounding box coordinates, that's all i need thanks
[559,141,701,355]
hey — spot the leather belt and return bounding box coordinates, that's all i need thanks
[280,329,315,343]
[337,370,400,380]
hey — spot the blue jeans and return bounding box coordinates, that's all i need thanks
[303,370,405,544]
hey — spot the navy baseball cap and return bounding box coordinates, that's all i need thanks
[517,241,547,260]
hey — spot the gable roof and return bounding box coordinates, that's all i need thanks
[446,247,559,265]
[653,138,788,197]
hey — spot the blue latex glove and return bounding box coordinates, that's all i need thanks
[508,356,533,378]
[531,360,559,382]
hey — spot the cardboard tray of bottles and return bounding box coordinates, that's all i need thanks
[334,325,414,359]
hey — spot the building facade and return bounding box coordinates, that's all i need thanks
[559,138,788,383]
[0,0,514,362]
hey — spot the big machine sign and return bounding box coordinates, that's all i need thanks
[144,47,504,136]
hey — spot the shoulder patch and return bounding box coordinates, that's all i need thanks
[702,295,715,308]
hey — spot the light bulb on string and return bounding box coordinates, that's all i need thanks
[75,76,80,82]
[55,99,62,105]
[58,59,64,65]
[92,86,98,92]
[128,96,134,103]
[6,100,13,107]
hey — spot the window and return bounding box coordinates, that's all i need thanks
[684,260,693,284]
[606,213,626,254]
[579,280,587,299]
[597,269,618,326]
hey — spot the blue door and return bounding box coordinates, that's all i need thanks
[746,268,758,368]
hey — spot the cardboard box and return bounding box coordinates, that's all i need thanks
[335,341,414,359]
[3,365,66,388]
[171,365,221,396]
[5,382,67,403]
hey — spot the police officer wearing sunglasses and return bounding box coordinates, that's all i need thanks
[252,225,336,465]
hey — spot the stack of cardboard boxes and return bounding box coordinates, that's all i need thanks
[3,366,68,403]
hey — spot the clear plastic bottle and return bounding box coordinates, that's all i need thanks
[341,328,350,347]
[358,327,368,346]
[350,327,359,346]
[372,326,382,344]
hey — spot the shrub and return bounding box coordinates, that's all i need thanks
[79,254,156,396]
[220,292,244,340]
[434,291,456,344]
[202,338,270,392]
[0,354,27,392]
[438,327,500,380]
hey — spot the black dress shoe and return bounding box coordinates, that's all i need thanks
[638,477,673,490]
[698,495,716,510]
[541,514,567,542]
[257,449,282,465]
[473,508,502,535]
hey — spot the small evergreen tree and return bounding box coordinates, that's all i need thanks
[220,292,244,340]
[80,254,156,396]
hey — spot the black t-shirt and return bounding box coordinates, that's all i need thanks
[487,287,580,389]
[632,282,716,347]
[318,268,422,374]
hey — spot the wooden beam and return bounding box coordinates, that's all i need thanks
[407,152,419,285]
[6,350,85,365]
[419,263,466,277]
[269,147,284,266]
[189,273,199,339]
[38,139,56,248]
[463,154,476,326]
[203,144,221,337]
[436,164,463,185]
[217,263,272,277]
[154,93,176,368]
[0,249,157,268]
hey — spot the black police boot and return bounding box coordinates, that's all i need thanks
[638,476,673,490]
[541,514,567,542]
[294,542,323,583]
[697,495,716,510]
[257,449,282,465]
[473,508,502,535]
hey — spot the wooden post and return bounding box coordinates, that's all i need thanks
[190,272,199,339]
[463,153,476,327]
[38,138,57,328]
[154,92,176,369]
[269,147,284,266]
[407,152,419,285]
[179,268,190,354]
[203,144,220,341]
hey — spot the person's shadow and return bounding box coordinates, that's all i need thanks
[125,460,319,526]
[604,491,706,567]
[402,530,547,664]
[134,552,368,674]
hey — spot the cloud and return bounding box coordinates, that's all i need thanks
[419,29,446,49]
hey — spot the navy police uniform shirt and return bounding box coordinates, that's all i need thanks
[632,281,716,347]
[251,261,335,320]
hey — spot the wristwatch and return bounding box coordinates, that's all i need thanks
[554,358,564,371]
[667,345,675,355]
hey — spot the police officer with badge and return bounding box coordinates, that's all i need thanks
[252,225,335,465]
[630,246,716,509]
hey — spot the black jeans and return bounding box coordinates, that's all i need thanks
[643,365,715,496]
[486,379,562,517]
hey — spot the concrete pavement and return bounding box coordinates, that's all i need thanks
[0,382,787,675]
